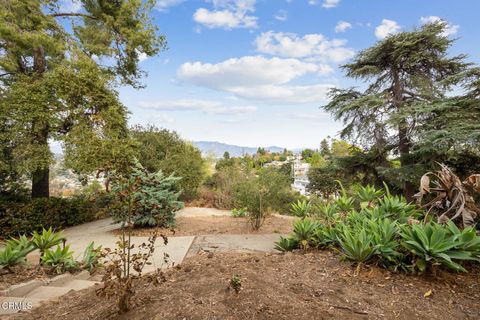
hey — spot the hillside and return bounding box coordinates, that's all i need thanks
[193,141,284,158]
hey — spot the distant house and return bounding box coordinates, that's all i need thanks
[291,155,311,196]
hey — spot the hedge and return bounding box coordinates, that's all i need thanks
[0,197,99,238]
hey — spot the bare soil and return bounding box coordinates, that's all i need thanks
[113,215,294,237]
[0,266,49,291]
[11,251,480,320]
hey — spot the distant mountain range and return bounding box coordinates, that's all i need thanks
[193,141,285,158]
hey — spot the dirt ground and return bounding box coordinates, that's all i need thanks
[113,215,295,237]
[11,251,480,320]
[0,266,49,291]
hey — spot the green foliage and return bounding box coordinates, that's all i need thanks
[400,223,471,272]
[111,162,184,228]
[231,208,247,218]
[81,242,102,272]
[0,244,30,270]
[292,219,320,249]
[31,227,65,258]
[290,200,312,219]
[367,219,404,269]
[338,227,375,263]
[5,235,34,254]
[131,125,206,200]
[0,0,165,196]
[274,236,299,252]
[230,274,242,293]
[353,184,384,208]
[41,245,77,274]
[0,197,97,238]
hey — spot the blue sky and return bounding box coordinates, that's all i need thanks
[111,0,478,149]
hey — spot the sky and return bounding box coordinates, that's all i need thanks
[78,0,480,149]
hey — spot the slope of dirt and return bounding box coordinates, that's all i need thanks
[10,251,480,320]
[112,215,294,237]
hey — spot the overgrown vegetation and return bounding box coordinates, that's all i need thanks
[276,181,480,274]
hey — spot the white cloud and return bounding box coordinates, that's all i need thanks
[138,99,257,115]
[322,0,340,8]
[335,21,352,33]
[419,16,459,37]
[136,50,148,62]
[274,10,288,21]
[375,19,401,39]
[59,0,82,13]
[254,31,354,63]
[193,0,258,29]
[289,111,330,121]
[156,0,184,11]
[177,56,335,104]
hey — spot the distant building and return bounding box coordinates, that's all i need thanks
[291,154,311,196]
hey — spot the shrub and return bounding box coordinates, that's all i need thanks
[0,196,98,238]
[400,222,471,272]
[0,244,30,271]
[292,219,320,249]
[5,234,34,253]
[353,184,384,208]
[81,242,102,272]
[41,245,77,274]
[290,200,312,219]
[231,208,247,218]
[31,227,65,261]
[338,226,375,263]
[274,236,299,252]
[111,162,184,228]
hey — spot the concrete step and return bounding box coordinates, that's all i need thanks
[62,279,100,291]
[25,286,72,300]
[0,297,45,315]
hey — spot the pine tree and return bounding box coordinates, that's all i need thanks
[323,22,470,200]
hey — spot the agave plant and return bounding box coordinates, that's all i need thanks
[377,194,420,223]
[400,222,472,272]
[231,208,247,218]
[354,184,384,208]
[41,245,77,274]
[290,200,312,219]
[0,244,30,271]
[334,180,355,213]
[315,202,338,225]
[368,218,404,268]
[445,221,480,260]
[338,226,375,263]
[274,236,299,252]
[6,234,34,254]
[81,242,103,272]
[31,227,65,261]
[292,219,320,249]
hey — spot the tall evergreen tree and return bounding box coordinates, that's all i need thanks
[322,22,469,200]
[0,0,165,197]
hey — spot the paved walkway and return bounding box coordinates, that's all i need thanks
[1,207,287,315]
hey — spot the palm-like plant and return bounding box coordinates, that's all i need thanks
[338,227,375,263]
[31,227,65,260]
[368,218,403,268]
[81,242,102,272]
[354,184,384,208]
[292,219,320,249]
[315,202,338,225]
[6,234,34,254]
[290,200,311,219]
[400,222,472,272]
[0,244,30,271]
[274,236,299,252]
[41,245,77,274]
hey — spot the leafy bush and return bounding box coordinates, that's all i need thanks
[338,226,375,263]
[400,222,472,272]
[290,200,312,219]
[81,242,102,272]
[353,184,384,208]
[41,245,77,274]
[0,244,30,270]
[111,162,184,228]
[292,219,320,249]
[231,208,247,218]
[31,227,65,260]
[0,196,98,238]
[367,218,404,269]
[5,234,34,253]
[274,236,299,252]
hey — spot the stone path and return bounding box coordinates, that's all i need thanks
[1,207,287,315]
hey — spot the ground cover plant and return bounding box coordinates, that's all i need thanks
[276,181,480,274]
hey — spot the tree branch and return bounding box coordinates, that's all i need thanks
[50,13,97,20]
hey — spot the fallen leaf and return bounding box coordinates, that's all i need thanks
[424,289,433,298]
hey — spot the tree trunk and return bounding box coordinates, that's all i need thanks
[31,46,50,198]
[392,69,415,202]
